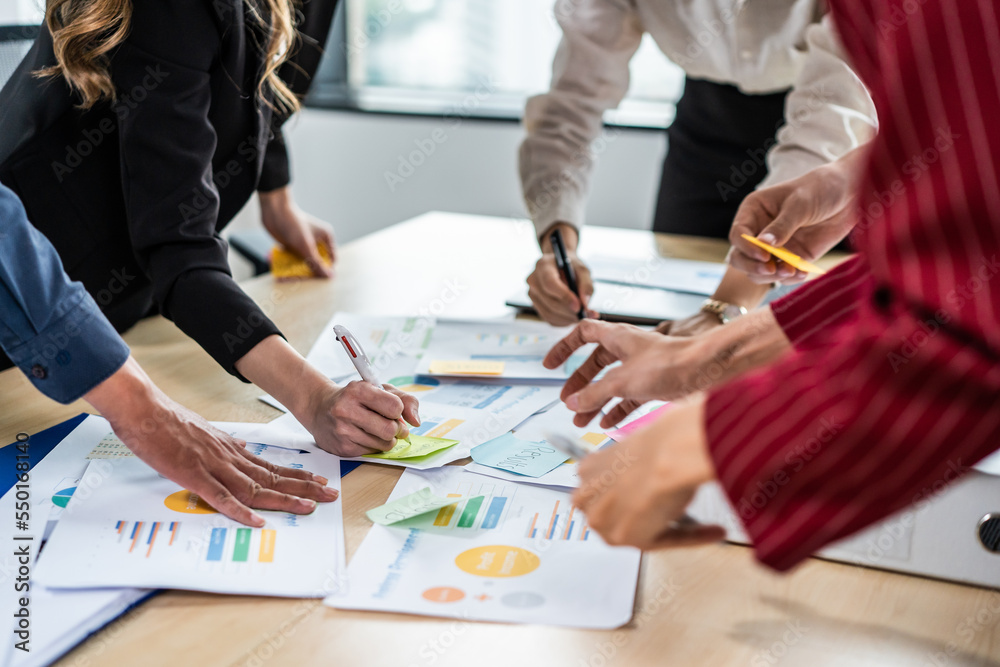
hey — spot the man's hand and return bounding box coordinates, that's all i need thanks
[527,223,596,326]
[302,381,421,458]
[259,186,336,278]
[86,358,339,528]
[729,147,868,284]
[573,396,724,550]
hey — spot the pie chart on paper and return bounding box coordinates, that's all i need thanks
[389,375,440,393]
[51,487,77,509]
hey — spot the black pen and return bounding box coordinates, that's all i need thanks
[549,228,587,320]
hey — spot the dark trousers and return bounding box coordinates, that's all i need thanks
[653,77,789,239]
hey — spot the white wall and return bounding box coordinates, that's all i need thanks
[282,109,663,236]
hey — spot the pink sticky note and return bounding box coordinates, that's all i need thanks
[607,404,673,441]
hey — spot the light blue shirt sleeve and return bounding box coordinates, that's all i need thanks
[0,183,129,403]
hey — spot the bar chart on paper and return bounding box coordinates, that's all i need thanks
[34,452,345,597]
[329,468,640,628]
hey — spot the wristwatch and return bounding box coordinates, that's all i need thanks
[700,299,748,324]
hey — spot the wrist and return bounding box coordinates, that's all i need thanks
[539,222,579,253]
[84,357,164,426]
[258,186,293,216]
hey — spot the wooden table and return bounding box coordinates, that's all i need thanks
[2,212,997,667]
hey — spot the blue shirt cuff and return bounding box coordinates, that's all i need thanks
[5,290,130,404]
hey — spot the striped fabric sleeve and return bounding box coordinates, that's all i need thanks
[703,0,1000,571]
[769,255,871,348]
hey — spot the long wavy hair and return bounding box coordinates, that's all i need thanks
[37,0,301,113]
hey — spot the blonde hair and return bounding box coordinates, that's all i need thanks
[38,0,301,113]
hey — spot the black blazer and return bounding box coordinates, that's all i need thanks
[0,0,337,377]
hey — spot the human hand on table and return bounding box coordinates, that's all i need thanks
[86,357,339,528]
[729,148,866,285]
[654,311,723,338]
[573,396,724,549]
[259,185,336,278]
[527,222,597,326]
[301,380,421,458]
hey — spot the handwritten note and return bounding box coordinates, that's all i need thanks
[366,488,481,525]
[363,435,459,460]
[471,433,569,478]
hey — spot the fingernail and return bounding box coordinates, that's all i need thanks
[323,487,340,500]
[301,499,318,510]
[566,394,579,410]
[414,410,421,426]
[759,233,777,246]
[314,475,329,485]
[252,513,266,527]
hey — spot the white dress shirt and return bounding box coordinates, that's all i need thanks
[519,0,878,237]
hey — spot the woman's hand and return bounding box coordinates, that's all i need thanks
[573,396,724,550]
[728,146,868,284]
[301,380,421,458]
[86,357,339,528]
[259,186,336,278]
[527,223,597,326]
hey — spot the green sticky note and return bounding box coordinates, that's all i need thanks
[363,435,459,460]
[366,488,481,525]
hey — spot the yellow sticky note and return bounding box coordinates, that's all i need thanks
[427,360,506,375]
[363,435,460,460]
[740,234,827,275]
[270,243,332,280]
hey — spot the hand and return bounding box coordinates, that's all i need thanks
[86,358,339,528]
[573,396,724,550]
[302,380,422,457]
[655,311,723,338]
[545,310,790,428]
[527,223,596,326]
[259,186,336,278]
[543,319,704,428]
[729,147,867,285]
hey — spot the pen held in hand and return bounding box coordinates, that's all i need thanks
[549,228,588,320]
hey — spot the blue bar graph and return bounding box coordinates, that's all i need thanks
[207,527,227,561]
[412,422,439,436]
[548,515,559,540]
[473,386,511,410]
[481,496,507,529]
[146,522,159,544]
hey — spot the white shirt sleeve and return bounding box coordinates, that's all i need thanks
[759,14,878,189]
[518,0,644,239]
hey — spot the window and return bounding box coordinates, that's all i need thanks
[307,0,684,128]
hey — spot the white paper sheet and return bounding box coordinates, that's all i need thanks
[327,468,640,629]
[465,403,614,488]
[585,254,725,296]
[34,446,345,598]
[0,416,153,667]
[415,319,593,381]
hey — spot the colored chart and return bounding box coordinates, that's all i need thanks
[87,433,134,459]
[116,520,180,558]
[412,418,465,438]
[204,527,276,563]
[525,500,591,541]
[455,545,540,578]
[51,486,77,509]
[389,375,440,393]
[403,479,518,532]
[422,586,465,603]
[164,490,218,514]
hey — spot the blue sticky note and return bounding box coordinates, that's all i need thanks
[471,433,569,478]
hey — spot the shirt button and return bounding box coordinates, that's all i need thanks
[31,364,48,379]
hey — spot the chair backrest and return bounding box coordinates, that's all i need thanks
[0,25,39,91]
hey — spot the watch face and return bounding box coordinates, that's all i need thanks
[722,305,743,322]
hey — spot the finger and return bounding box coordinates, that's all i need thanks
[528,284,578,327]
[234,458,339,502]
[214,465,320,514]
[776,270,809,286]
[536,261,583,309]
[543,319,612,369]
[314,225,337,263]
[600,399,642,429]
[237,449,328,483]
[730,200,776,262]
[575,260,594,307]
[728,248,779,279]
[648,523,727,549]
[353,382,406,421]
[192,476,266,527]
[303,242,333,279]
[757,193,813,248]
[336,423,397,454]
[566,367,626,415]
[383,385,421,426]
[560,344,620,402]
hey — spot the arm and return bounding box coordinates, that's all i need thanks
[111,1,416,456]
[519,0,641,325]
[0,184,336,525]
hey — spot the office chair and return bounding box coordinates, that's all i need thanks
[0,24,37,88]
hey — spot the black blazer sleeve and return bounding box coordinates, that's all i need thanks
[110,0,281,378]
[258,0,340,192]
